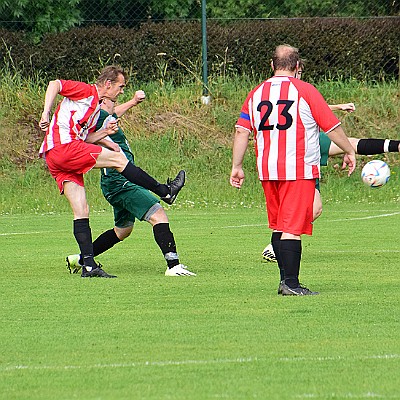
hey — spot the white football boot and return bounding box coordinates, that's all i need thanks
[165,264,196,276]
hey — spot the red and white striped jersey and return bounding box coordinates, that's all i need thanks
[39,80,101,155]
[236,76,341,181]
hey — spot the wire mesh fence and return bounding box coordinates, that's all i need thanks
[0,0,400,34]
[0,0,399,82]
[0,0,399,32]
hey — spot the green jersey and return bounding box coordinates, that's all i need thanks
[96,109,135,198]
[95,109,159,224]
[319,131,331,167]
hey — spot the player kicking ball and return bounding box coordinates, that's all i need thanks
[67,91,196,277]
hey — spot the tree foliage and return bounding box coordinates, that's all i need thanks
[0,0,81,40]
[0,0,398,40]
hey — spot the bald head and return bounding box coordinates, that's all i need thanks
[271,45,300,74]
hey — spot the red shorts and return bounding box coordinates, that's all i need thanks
[45,141,102,193]
[262,179,316,236]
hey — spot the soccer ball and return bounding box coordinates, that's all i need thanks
[361,160,390,188]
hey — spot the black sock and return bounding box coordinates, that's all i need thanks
[357,139,400,155]
[271,232,284,281]
[121,162,169,197]
[388,141,400,152]
[73,218,96,269]
[280,239,302,288]
[78,228,122,265]
[153,223,179,268]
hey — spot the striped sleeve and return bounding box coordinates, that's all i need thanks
[235,86,260,132]
[298,81,341,133]
[59,80,95,100]
[235,100,252,131]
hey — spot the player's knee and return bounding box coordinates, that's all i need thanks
[148,208,169,225]
[73,207,89,219]
[115,226,132,241]
[313,206,323,221]
[104,150,128,171]
[114,152,129,169]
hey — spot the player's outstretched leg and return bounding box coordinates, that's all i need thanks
[161,170,186,205]
[119,162,186,204]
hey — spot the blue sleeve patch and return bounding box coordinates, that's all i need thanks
[239,112,250,121]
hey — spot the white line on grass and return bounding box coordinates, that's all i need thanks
[0,231,44,236]
[0,230,65,236]
[221,223,268,229]
[1,354,399,373]
[279,353,400,362]
[220,212,400,229]
[1,212,399,236]
[328,212,400,222]
[314,249,400,254]
[1,356,256,372]
[296,392,399,399]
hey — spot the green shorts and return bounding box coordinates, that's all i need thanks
[103,182,160,228]
[317,132,331,192]
[319,131,331,167]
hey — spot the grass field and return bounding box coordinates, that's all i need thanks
[1,203,400,399]
[0,70,399,399]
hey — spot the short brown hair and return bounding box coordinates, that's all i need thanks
[272,45,300,72]
[96,65,127,86]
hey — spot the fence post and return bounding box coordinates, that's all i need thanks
[201,0,211,105]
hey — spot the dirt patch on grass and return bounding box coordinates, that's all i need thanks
[0,116,43,168]
[122,110,233,147]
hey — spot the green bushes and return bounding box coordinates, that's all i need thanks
[1,18,399,82]
[200,18,400,82]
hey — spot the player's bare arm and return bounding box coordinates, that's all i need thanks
[95,138,120,152]
[39,80,62,131]
[85,119,119,144]
[326,126,356,176]
[114,90,146,117]
[230,127,250,189]
[86,119,120,152]
[329,137,360,157]
[329,103,356,112]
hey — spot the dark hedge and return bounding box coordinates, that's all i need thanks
[0,17,399,82]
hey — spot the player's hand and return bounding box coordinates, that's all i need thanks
[104,141,120,152]
[106,119,119,135]
[338,103,356,112]
[134,90,146,105]
[342,153,356,176]
[230,168,245,189]
[39,112,50,131]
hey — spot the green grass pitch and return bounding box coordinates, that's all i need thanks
[1,204,399,399]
